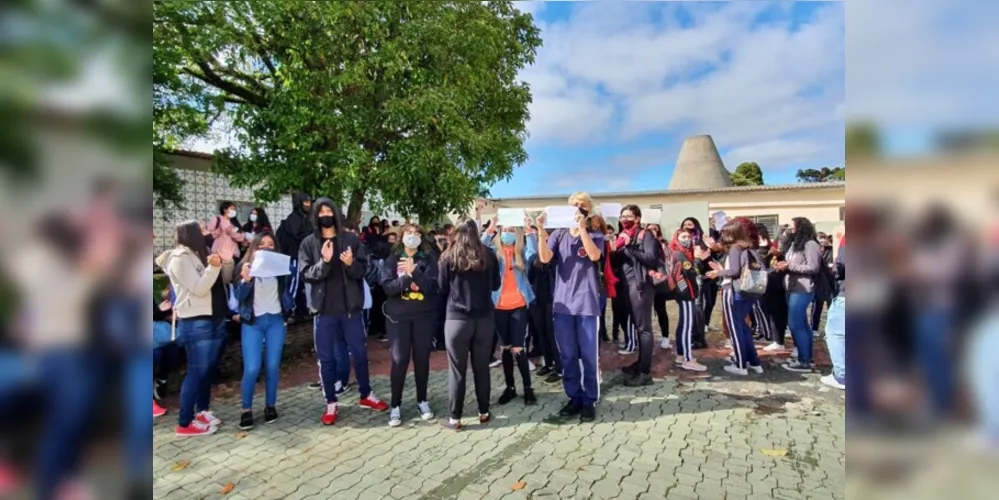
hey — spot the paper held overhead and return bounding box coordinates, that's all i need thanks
[712,211,728,230]
[600,203,622,219]
[643,208,662,226]
[497,208,527,227]
[250,251,291,278]
[543,206,577,229]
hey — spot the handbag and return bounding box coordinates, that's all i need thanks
[734,250,768,297]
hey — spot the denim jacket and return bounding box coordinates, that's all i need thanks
[481,232,537,307]
[232,274,295,325]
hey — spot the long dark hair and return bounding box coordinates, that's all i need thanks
[175,220,209,265]
[680,217,704,244]
[789,217,817,252]
[246,207,271,232]
[719,220,752,251]
[621,204,643,223]
[442,223,488,272]
[237,231,281,270]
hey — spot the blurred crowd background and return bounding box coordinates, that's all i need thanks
[1,0,998,499]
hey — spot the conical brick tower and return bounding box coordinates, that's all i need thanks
[668,135,732,190]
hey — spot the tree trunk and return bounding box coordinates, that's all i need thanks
[346,187,366,226]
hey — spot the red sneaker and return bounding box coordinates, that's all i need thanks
[153,401,168,418]
[321,402,339,426]
[359,394,388,412]
[175,421,217,437]
[195,411,221,427]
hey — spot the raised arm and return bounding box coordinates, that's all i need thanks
[624,230,660,268]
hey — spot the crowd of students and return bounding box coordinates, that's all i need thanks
[154,191,846,437]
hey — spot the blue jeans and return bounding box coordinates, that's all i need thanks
[177,318,226,427]
[241,314,287,409]
[916,308,954,415]
[824,296,846,382]
[315,313,370,402]
[126,352,152,483]
[553,313,599,406]
[788,292,815,365]
[36,349,98,500]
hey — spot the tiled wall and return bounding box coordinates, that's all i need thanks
[153,168,292,256]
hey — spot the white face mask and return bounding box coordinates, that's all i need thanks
[227,210,237,219]
[249,214,257,222]
[402,234,422,249]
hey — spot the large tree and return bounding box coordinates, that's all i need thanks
[845,122,881,161]
[796,166,845,183]
[153,0,541,223]
[729,161,764,186]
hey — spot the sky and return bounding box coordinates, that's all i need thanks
[487,0,846,198]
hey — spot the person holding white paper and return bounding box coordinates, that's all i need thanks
[537,192,604,423]
[232,233,295,430]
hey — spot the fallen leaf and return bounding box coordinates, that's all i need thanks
[512,481,526,490]
[234,432,248,439]
[221,483,235,495]
[171,460,190,471]
[761,448,788,457]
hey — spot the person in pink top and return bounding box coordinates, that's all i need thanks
[207,201,245,284]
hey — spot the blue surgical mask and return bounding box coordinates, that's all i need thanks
[501,233,517,246]
[403,234,422,249]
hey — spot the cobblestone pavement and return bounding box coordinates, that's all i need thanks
[153,358,845,500]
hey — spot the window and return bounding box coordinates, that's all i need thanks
[745,214,779,240]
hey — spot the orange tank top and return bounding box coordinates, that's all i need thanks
[496,246,526,311]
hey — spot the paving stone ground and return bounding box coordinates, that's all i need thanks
[153,357,845,500]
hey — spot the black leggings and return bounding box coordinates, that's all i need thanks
[765,287,789,345]
[700,279,719,327]
[611,296,631,342]
[653,292,670,341]
[811,295,831,332]
[530,298,560,371]
[387,316,436,408]
[495,307,532,391]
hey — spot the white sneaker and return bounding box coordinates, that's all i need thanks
[748,364,764,374]
[724,341,732,349]
[418,401,434,420]
[389,407,402,427]
[763,342,784,352]
[724,365,748,376]
[617,348,635,355]
[708,325,720,332]
[820,374,845,390]
[528,360,536,371]
[791,347,799,358]
[682,360,708,372]
[660,338,672,350]
[489,359,502,368]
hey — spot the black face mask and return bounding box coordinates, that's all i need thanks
[318,215,335,228]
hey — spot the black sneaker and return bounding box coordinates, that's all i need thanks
[559,400,583,418]
[154,378,167,400]
[309,381,322,389]
[523,388,537,405]
[692,340,708,349]
[264,406,278,424]
[782,360,813,373]
[497,387,518,405]
[544,373,563,385]
[621,362,640,377]
[580,405,596,423]
[239,412,254,430]
[536,366,553,377]
[624,373,654,387]
[334,381,351,396]
[378,333,388,342]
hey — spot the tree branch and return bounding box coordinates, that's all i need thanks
[183,60,267,107]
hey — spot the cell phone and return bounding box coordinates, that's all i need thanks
[578,207,589,218]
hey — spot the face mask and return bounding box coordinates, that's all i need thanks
[249,214,257,222]
[501,233,517,246]
[318,215,335,228]
[621,220,636,230]
[227,210,237,219]
[679,239,691,248]
[402,234,421,249]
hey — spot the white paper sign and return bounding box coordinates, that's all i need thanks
[250,251,291,278]
[712,211,728,230]
[543,206,578,229]
[497,208,526,227]
[600,203,622,219]
[643,208,662,225]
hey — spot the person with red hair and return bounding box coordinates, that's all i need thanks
[663,228,711,371]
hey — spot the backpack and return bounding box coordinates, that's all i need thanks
[734,250,768,297]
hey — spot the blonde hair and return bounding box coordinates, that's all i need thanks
[493,227,525,270]
[568,192,593,207]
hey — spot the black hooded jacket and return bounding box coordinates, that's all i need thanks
[297,197,369,315]
[277,193,313,259]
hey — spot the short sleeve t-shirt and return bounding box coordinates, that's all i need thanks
[548,229,604,316]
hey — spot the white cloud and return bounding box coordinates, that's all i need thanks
[723,138,840,171]
[521,1,846,169]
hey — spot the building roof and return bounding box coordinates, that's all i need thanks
[489,181,846,203]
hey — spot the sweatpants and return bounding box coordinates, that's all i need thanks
[722,289,760,369]
[629,285,655,375]
[433,300,447,349]
[445,316,494,419]
[611,281,631,341]
[495,307,532,391]
[531,297,561,372]
[387,315,437,408]
[751,301,774,341]
[553,313,600,406]
[315,313,371,403]
[765,286,789,345]
[653,291,670,342]
[699,279,719,329]
[674,301,697,362]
